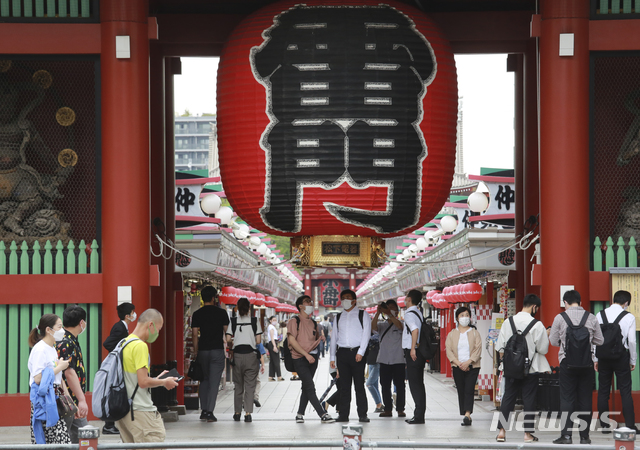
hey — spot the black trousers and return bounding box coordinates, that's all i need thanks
[380,363,406,412]
[452,366,480,416]
[404,349,426,420]
[336,347,368,419]
[559,360,594,438]
[597,352,635,428]
[497,373,539,432]
[267,343,281,378]
[293,356,325,417]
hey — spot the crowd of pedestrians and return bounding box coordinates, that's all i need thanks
[26,286,639,446]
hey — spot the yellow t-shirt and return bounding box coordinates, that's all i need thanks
[121,334,155,412]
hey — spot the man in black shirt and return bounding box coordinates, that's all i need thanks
[192,286,230,422]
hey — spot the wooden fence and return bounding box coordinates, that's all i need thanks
[0,303,101,394]
[0,239,100,275]
[595,0,639,14]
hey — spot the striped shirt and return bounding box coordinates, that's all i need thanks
[549,306,604,363]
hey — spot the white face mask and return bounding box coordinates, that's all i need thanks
[390,310,398,317]
[52,328,66,341]
[129,312,137,322]
[458,317,470,327]
[303,305,314,315]
[80,321,86,335]
[341,300,353,310]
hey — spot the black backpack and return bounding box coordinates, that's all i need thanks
[502,316,538,380]
[405,310,438,360]
[596,310,629,361]
[283,316,317,372]
[561,311,593,369]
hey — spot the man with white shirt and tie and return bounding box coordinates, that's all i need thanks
[330,289,372,423]
[403,289,427,425]
[596,290,637,433]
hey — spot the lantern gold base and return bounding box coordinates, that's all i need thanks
[291,235,386,269]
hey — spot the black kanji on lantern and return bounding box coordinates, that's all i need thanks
[251,4,436,234]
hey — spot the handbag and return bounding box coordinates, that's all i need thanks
[187,359,204,381]
[56,393,78,419]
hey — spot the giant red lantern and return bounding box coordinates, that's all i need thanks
[217,0,458,237]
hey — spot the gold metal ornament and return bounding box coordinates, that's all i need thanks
[56,107,76,126]
[291,235,385,268]
[58,149,78,167]
[0,60,11,73]
[32,70,53,89]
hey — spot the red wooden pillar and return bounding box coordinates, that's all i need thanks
[524,40,541,298]
[304,269,312,298]
[539,0,590,334]
[149,43,166,364]
[166,57,180,364]
[100,0,150,345]
[512,53,525,311]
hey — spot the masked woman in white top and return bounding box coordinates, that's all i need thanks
[445,306,482,426]
[28,314,71,444]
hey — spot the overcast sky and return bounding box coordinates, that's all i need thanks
[173,54,515,176]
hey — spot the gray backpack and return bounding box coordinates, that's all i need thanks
[92,337,140,421]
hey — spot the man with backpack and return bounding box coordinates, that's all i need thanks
[549,290,604,445]
[595,290,637,433]
[116,309,179,444]
[402,289,429,425]
[330,289,372,423]
[495,294,550,443]
[287,295,334,423]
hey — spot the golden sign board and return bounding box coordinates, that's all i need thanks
[291,235,386,268]
[611,269,640,331]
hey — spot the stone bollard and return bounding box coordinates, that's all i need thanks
[342,423,363,450]
[613,427,636,450]
[77,424,100,450]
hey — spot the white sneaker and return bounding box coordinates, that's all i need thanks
[296,414,304,423]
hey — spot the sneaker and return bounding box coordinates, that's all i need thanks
[102,425,120,435]
[321,413,335,423]
[374,406,384,413]
[199,411,208,421]
[207,413,217,423]
[296,414,305,423]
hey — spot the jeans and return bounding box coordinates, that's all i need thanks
[366,364,382,405]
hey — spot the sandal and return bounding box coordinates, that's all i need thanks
[496,435,506,442]
[524,435,539,443]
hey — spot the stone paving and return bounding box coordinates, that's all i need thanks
[1,355,626,448]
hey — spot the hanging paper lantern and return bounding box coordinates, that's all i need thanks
[426,290,440,305]
[265,296,280,308]
[217,0,458,237]
[254,293,266,306]
[396,296,406,308]
[452,284,462,303]
[220,286,238,305]
[465,283,483,302]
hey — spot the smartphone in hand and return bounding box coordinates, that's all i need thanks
[159,368,182,380]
